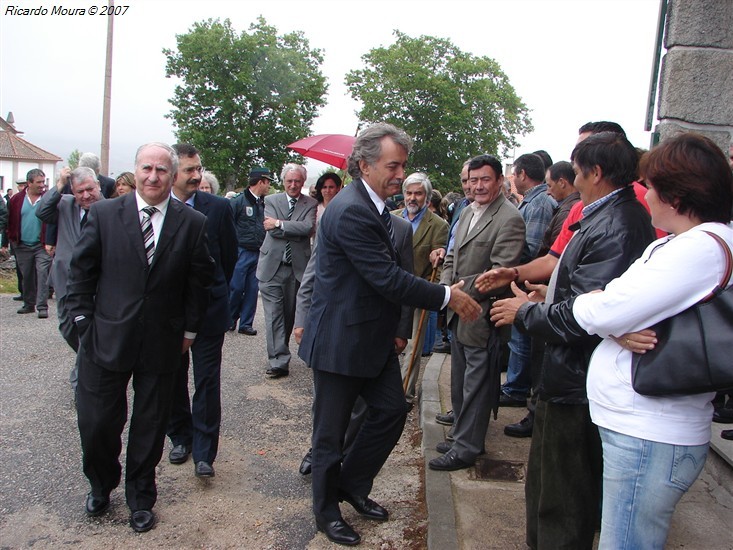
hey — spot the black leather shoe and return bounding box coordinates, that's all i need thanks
[316,517,361,546]
[504,414,534,438]
[12,295,23,301]
[38,309,48,319]
[85,493,110,517]
[169,444,191,464]
[436,441,452,454]
[435,410,454,425]
[17,305,35,314]
[722,430,733,440]
[130,509,155,533]
[339,490,389,521]
[499,393,527,407]
[299,448,312,475]
[713,408,733,424]
[195,461,215,478]
[429,450,473,471]
[238,326,257,336]
[266,367,289,379]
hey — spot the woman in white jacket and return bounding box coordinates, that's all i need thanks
[571,133,733,549]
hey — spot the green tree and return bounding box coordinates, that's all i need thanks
[346,31,533,192]
[68,149,82,169]
[164,17,328,190]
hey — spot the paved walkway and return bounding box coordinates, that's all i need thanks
[421,353,733,549]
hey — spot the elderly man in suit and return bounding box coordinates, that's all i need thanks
[36,166,104,390]
[429,154,525,472]
[257,163,317,379]
[298,123,482,546]
[165,144,237,478]
[391,172,449,402]
[66,142,214,533]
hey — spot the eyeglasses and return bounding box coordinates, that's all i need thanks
[183,165,205,175]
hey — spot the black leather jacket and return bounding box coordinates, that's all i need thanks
[516,186,656,404]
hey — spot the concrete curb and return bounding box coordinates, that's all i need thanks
[420,352,459,550]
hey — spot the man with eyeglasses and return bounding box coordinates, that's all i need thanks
[429,154,525,471]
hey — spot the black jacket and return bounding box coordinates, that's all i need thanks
[516,186,655,404]
[231,189,265,251]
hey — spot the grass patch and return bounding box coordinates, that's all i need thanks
[0,270,19,294]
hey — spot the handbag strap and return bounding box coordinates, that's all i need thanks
[701,230,733,302]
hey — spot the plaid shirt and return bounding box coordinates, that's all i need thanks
[518,183,556,262]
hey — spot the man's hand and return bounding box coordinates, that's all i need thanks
[263,216,279,231]
[56,166,71,192]
[45,245,55,257]
[429,247,446,267]
[475,267,515,293]
[182,337,194,354]
[611,329,657,354]
[489,282,529,327]
[448,280,482,322]
[525,281,547,303]
[394,337,407,354]
[294,326,304,345]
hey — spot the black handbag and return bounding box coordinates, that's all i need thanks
[631,231,733,396]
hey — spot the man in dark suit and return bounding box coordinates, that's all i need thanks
[165,144,237,478]
[36,165,104,390]
[66,142,214,533]
[298,123,482,546]
[256,163,317,378]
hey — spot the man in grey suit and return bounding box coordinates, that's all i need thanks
[298,123,482,546]
[257,163,317,378]
[37,166,104,390]
[429,154,525,472]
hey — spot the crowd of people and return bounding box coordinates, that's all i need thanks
[0,121,731,548]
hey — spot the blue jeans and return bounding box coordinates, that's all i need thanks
[598,427,708,550]
[502,326,531,399]
[228,248,260,329]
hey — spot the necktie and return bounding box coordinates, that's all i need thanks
[80,210,88,229]
[284,197,296,264]
[141,206,158,265]
[382,208,396,248]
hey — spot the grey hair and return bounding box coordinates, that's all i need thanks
[403,172,432,196]
[202,171,220,194]
[78,152,102,173]
[280,163,307,182]
[347,123,413,179]
[70,167,98,187]
[134,142,179,175]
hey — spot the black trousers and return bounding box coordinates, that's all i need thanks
[311,354,408,522]
[76,351,177,511]
[167,333,224,464]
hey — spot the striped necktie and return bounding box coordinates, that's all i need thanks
[381,208,396,248]
[141,206,158,265]
[284,197,296,264]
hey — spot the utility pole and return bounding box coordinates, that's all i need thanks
[101,0,114,175]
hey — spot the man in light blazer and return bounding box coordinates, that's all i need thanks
[298,123,481,546]
[36,166,104,390]
[429,154,525,472]
[257,163,317,378]
[66,143,214,533]
[166,144,238,478]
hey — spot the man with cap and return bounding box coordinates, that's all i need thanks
[228,167,273,335]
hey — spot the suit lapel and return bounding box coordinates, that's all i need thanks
[120,193,148,267]
[154,199,185,268]
[413,213,429,247]
[193,190,210,217]
[355,179,396,257]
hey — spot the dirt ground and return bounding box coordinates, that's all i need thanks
[0,293,428,549]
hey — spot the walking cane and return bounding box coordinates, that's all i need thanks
[403,266,439,394]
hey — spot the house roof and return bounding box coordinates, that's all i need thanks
[0,116,62,162]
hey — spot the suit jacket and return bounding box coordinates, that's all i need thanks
[36,186,100,299]
[392,208,449,281]
[191,190,238,336]
[65,192,215,373]
[256,192,317,282]
[441,194,525,347]
[298,179,444,378]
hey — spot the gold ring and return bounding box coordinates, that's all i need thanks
[625,339,630,346]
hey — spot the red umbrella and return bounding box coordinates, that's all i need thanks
[287,134,356,170]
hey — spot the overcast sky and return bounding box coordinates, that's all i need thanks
[1,0,663,181]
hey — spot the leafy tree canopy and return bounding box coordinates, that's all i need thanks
[346,31,533,192]
[68,149,82,169]
[164,17,328,189]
